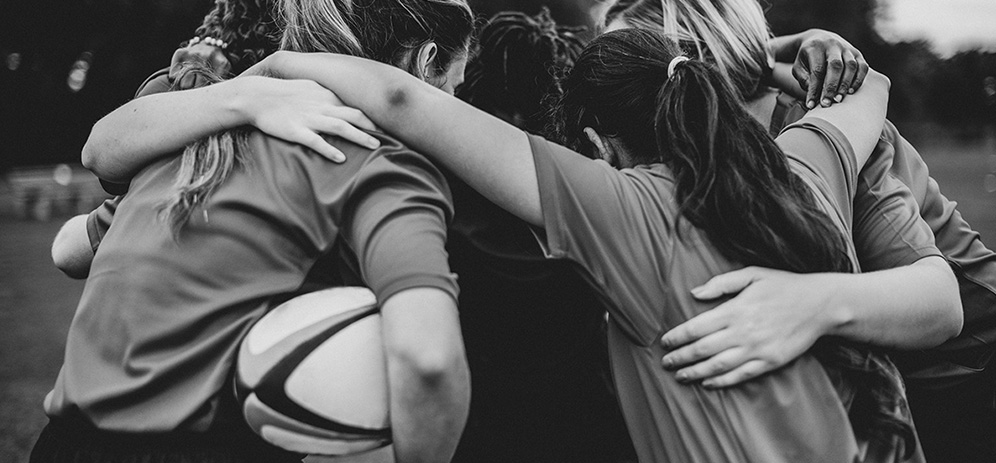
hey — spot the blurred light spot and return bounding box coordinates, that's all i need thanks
[67,51,93,93]
[6,52,21,71]
[985,174,996,193]
[53,164,73,186]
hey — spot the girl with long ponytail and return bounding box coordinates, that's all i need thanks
[242,26,959,461]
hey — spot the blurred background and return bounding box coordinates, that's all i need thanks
[1,0,994,461]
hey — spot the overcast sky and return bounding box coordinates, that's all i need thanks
[877,0,996,55]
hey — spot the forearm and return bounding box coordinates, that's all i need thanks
[771,62,806,100]
[82,79,256,182]
[381,288,469,463]
[769,32,805,64]
[805,68,890,167]
[261,51,543,225]
[822,256,962,348]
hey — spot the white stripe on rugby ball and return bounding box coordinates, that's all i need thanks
[261,425,387,455]
[247,287,378,355]
[286,312,389,429]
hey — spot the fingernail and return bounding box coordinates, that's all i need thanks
[821,98,832,107]
[806,100,816,109]
[676,371,689,382]
[834,94,843,103]
[690,286,706,297]
[661,357,673,369]
[702,380,716,389]
[848,88,855,94]
[367,137,380,148]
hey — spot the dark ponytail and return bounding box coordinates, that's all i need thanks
[657,57,848,274]
[554,28,914,456]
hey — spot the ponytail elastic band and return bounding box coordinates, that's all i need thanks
[668,56,690,78]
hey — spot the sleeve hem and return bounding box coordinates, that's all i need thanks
[86,211,103,254]
[527,134,568,259]
[374,275,460,308]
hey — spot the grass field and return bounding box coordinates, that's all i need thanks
[0,137,993,462]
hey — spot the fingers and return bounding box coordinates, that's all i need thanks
[672,347,749,384]
[298,130,346,163]
[850,53,870,94]
[662,329,736,370]
[660,308,729,350]
[834,49,858,100]
[802,47,826,109]
[700,360,772,388]
[819,46,844,107]
[319,115,381,150]
[689,267,761,300]
[169,49,186,81]
[179,72,198,91]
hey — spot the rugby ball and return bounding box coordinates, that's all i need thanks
[235,287,391,455]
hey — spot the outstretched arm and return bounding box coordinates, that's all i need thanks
[82,76,381,182]
[255,51,544,226]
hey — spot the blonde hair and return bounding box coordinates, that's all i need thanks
[607,0,773,100]
[161,0,474,237]
[279,0,362,55]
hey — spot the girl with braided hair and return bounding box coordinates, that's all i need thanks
[456,7,585,134]
[170,0,280,89]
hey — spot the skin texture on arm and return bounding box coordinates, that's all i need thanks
[802,68,889,169]
[81,76,380,182]
[380,287,469,463]
[255,51,543,226]
[51,214,93,279]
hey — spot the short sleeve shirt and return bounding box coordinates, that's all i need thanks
[774,93,996,374]
[48,130,457,432]
[528,129,870,463]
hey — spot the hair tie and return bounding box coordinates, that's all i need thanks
[667,56,690,78]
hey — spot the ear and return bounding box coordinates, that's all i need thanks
[415,41,439,81]
[584,127,617,165]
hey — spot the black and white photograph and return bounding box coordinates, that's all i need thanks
[2,0,995,462]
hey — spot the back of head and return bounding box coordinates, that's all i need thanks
[605,0,771,100]
[279,0,475,82]
[555,27,915,456]
[193,0,282,73]
[457,8,587,133]
[166,0,476,238]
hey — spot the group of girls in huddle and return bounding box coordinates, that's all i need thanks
[37,0,996,462]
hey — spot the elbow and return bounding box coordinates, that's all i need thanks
[51,243,89,279]
[924,258,964,345]
[81,125,110,179]
[81,121,127,183]
[80,137,98,173]
[387,337,468,389]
